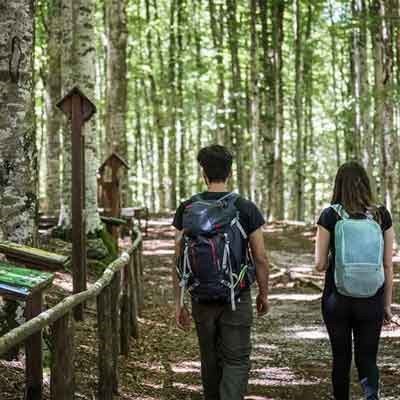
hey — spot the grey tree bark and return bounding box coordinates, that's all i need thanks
[105,0,129,206]
[60,0,102,233]
[0,0,37,244]
[45,0,62,215]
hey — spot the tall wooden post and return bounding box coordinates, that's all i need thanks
[24,292,43,400]
[57,87,96,320]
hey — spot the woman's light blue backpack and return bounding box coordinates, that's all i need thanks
[331,204,385,298]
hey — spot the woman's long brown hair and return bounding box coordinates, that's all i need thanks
[331,162,377,216]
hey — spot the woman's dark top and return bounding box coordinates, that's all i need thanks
[317,205,392,297]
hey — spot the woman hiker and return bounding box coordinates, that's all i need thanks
[315,161,395,400]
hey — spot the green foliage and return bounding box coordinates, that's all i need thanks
[34,0,400,225]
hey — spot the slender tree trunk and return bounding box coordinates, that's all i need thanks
[168,0,178,209]
[134,78,145,204]
[45,0,62,215]
[152,0,167,210]
[358,0,374,185]
[349,0,362,161]
[105,0,129,205]
[328,0,341,169]
[177,0,187,200]
[304,4,314,221]
[249,0,259,203]
[294,0,305,221]
[0,0,37,244]
[208,0,226,145]
[272,0,285,220]
[194,0,204,192]
[370,0,394,207]
[145,0,164,211]
[60,0,73,228]
[226,0,244,194]
[258,0,275,215]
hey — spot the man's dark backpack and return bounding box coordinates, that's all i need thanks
[177,192,256,310]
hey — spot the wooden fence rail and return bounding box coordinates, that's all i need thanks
[0,227,144,400]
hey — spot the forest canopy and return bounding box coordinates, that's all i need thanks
[29,0,400,232]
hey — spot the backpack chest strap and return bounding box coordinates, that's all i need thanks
[231,214,247,239]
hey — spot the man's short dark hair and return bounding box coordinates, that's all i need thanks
[197,145,233,183]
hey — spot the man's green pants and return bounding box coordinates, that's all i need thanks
[191,290,253,400]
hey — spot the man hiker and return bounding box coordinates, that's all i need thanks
[172,145,270,400]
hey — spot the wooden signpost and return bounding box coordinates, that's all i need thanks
[57,87,96,321]
[98,152,129,242]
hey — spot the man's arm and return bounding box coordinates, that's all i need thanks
[249,227,270,316]
[173,228,191,330]
[173,229,183,304]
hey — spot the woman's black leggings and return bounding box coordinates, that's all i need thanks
[322,290,384,400]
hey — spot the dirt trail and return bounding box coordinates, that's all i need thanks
[0,218,399,400]
[124,218,400,400]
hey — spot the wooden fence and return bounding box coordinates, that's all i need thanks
[0,227,144,400]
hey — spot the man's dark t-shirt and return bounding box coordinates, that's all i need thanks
[172,191,265,238]
[317,205,392,297]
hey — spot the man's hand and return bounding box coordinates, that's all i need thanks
[175,304,191,331]
[256,292,269,317]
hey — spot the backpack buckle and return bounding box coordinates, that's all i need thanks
[223,233,230,244]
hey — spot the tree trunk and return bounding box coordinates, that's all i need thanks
[358,0,374,184]
[226,0,244,194]
[258,0,275,216]
[72,0,102,234]
[145,0,165,210]
[294,0,304,221]
[194,0,204,192]
[59,0,73,228]
[328,0,342,169]
[105,0,129,205]
[45,0,62,215]
[168,0,178,209]
[272,0,285,220]
[177,0,187,200]
[0,0,37,244]
[60,0,102,233]
[208,0,226,145]
[249,0,259,203]
[370,0,394,207]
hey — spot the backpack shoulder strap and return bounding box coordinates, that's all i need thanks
[330,204,350,220]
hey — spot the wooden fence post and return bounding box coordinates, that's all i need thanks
[110,272,120,394]
[97,286,113,400]
[50,312,75,400]
[134,250,144,314]
[120,264,131,355]
[128,253,139,339]
[24,292,43,400]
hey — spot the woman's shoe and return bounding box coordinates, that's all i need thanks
[360,377,379,400]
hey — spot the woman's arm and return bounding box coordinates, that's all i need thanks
[383,227,395,322]
[315,225,330,272]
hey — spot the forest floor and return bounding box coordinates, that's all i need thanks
[0,217,399,400]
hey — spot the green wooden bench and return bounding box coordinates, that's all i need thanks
[0,241,70,271]
[100,215,127,227]
[0,261,54,399]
